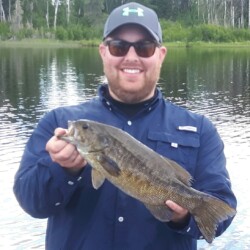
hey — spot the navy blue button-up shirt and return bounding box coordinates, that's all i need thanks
[14,85,236,250]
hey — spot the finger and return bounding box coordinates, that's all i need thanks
[46,136,68,154]
[54,128,67,137]
[60,152,86,168]
[71,154,87,168]
[165,200,186,214]
[53,143,77,161]
[55,144,85,166]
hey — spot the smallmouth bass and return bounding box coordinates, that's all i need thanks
[59,119,236,243]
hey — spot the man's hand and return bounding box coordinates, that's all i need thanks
[46,128,87,174]
[165,200,190,225]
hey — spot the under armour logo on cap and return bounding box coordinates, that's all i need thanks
[122,7,144,17]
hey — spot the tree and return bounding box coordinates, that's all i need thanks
[1,0,250,39]
[11,0,23,31]
[249,0,250,28]
[0,0,6,22]
[53,0,60,29]
[66,0,70,24]
[83,0,104,24]
[46,0,49,28]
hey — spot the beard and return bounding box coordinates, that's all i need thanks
[105,68,160,104]
[107,83,156,104]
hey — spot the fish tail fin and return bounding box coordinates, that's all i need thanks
[193,195,236,243]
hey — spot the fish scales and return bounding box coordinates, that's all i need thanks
[60,119,236,243]
[102,126,190,187]
[87,125,188,205]
[99,127,201,206]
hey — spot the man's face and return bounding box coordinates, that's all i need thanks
[99,24,167,103]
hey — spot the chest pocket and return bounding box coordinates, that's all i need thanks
[148,131,200,174]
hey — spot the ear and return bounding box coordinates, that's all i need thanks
[159,46,167,64]
[99,43,107,60]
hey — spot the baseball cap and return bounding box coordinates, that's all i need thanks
[103,2,162,43]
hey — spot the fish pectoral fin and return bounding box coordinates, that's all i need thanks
[97,154,121,177]
[91,169,105,189]
[145,203,173,222]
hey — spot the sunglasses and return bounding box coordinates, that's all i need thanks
[104,39,160,58]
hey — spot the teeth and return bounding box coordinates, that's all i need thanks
[123,69,140,74]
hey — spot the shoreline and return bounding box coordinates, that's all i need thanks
[0,39,250,48]
[0,39,85,48]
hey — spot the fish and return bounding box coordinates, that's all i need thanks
[59,119,236,243]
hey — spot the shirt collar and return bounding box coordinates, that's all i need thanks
[98,84,162,117]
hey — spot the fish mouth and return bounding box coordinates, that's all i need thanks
[59,134,108,155]
[59,124,80,143]
[58,135,76,145]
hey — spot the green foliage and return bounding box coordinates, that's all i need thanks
[160,21,250,43]
[1,0,250,44]
[188,25,250,43]
[189,25,231,42]
[2,18,250,44]
[37,27,54,39]
[55,26,68,40]
[55,24,103,41]
[0,23,11,40]
[161,20,190,42]
[15,28,34,40]
[231,29,250,42]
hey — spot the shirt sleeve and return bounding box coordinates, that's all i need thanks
[167,115,237,240]
[13,110,90,218]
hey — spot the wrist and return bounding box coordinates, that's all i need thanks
[167,213,191,230]
[64,165,85,176]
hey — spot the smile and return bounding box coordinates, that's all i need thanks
[123,69,141,74]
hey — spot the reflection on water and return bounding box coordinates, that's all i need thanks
[0,47,249,249]
[182,90,250,250]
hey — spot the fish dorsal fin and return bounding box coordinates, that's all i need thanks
[91,169,105,189]
[97,154,121,177]
[163,157,193,186]
[145,203,173,222]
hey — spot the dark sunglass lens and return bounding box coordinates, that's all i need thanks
[108,41,129,57]
[105,40,158,58]
[135,42,156,57]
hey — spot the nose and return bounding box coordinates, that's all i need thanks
[124,45,139,61]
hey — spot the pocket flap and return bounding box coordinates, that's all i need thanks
[148,131,200,148]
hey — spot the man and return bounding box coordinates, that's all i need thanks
[14,2,236,250]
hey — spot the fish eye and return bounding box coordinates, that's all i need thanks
[82,123,89,129]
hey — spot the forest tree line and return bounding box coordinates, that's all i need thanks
[0,0,250,42]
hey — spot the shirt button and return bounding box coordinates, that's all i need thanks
[55,202,61,206]
[127,120,132,126]
[68,181,74,185]
[118,216,124,222]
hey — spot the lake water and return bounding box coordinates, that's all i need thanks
[0,46,249,249]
